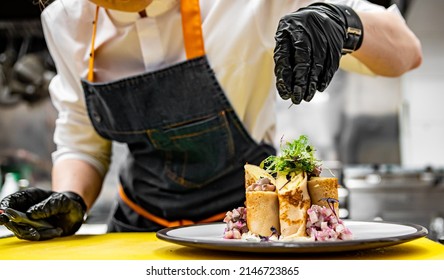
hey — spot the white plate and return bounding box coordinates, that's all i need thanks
[156,221,428,253]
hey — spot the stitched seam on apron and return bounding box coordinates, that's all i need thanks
[220,110,235,158]
[165,168,200,188]
[92,111,226,135]
[169,124,225,140]
[165,112,218,129]
[146,129,157,147]
[92,128,149,135]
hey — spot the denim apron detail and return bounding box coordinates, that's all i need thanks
[81,2,275,232]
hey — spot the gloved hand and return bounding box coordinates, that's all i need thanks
[0,187,86,241]
[274,3,363,104]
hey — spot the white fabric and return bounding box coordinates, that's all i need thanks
[41,0,385,176]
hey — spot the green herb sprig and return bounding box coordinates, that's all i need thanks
[260,135,322,177]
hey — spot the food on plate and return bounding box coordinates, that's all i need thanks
[244,163,275,188]
[308,177,339,215]
[223,207,248,239]
[260,135,322,178]
[276,171,310,239]
[244,164,280,237]
[306,204,353,241]
[223,135,352,242]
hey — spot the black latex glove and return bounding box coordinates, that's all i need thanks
[274,3,363,104]
[0,187,86,241]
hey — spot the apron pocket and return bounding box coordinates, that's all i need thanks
[148,111,235,188]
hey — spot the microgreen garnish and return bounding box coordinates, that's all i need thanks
[259,226,279,242]
[260,135,322,177]
[270,226,278,235]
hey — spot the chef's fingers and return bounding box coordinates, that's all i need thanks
[304,36,326,102]
[317,51,339,92]
[27,192,86,237]
[35,227,64,241]
[291,29,311,105]
[3,222,41,241]
[317,35,341,92]
[4,220,63,241]
[305,62,323,102]
[274,30,294,100]
[28,192,78,219]
[0,212,8,225]
[0,188,54,212]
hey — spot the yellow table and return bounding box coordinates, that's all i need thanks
[1,233,444,260]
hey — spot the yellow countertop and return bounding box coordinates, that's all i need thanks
[1,233,444,260]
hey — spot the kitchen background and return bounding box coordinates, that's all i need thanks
[0,0,443,241]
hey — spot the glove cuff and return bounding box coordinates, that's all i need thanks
[308,3,364,55]
[335,5,364,54]
[62,191,87,212]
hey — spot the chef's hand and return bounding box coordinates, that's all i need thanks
[0,188,86,241]
[274,3,363,104]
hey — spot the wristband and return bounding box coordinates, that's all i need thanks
[335,5,364,54]
[308,3,364,55]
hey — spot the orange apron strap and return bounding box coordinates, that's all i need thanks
[180,0,205,59]
[87,5,100,82]
[118,185,225,227]
[198,212,228,223]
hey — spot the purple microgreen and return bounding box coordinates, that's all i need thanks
[259,226,279,242]
[259,235,269,242]
[270,226,278,235]
[278,179,290,191]
[319,197,339,218]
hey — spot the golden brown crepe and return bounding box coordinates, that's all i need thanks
[307,177,339,215]
[245,191,280,236]
[276,171,311,238]
[243,165,341,239]
[244,164,275,188]
[244,164,280,236]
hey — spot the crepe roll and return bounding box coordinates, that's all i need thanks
[276,172,310,238]
[244,164,275,188]
[245,190,280,236]
[244,164,280,236]
[307,177,339,215]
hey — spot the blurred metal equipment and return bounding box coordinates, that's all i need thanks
[0,1,56,187]
[0,1,56,106]
[344,164,444,241]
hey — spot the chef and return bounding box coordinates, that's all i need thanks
[0,0,421,240]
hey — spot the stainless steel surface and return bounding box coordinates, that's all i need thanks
[344,164,444,241]
[0,14,56,187]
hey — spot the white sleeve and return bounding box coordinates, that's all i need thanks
[330,0,403,75]
[41,5,112,177]
[328,0,386,11]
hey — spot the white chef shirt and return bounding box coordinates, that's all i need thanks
[41,0,386,176]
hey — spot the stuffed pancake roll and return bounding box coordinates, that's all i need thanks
[245,189,279,237]
[276,171,310,239]
[244,164,280,236]
[307,177,339,215]
[244,164,275,188]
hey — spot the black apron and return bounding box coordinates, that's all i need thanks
[81,0,275,232]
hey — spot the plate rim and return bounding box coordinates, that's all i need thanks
[156,220,428,253]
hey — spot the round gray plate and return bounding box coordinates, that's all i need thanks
[156,221,428,253]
